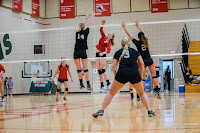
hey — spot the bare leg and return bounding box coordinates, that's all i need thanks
[131,81,151,111]
[74,59,83,80]
[148,63,159,87]
[101,80,125,110]
[101,59,109,80]
[96,59,103,83]
[56,82,62,99]
[63,82,68,98]
[82,58,90,81]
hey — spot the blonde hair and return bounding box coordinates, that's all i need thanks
[77,23,85,32]
[141,36,149,47]
[110,34,115,46]
[119,37,130,63]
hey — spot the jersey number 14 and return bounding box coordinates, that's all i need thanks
[78,34,84,39]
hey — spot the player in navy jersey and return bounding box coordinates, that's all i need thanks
[121,21,161,99]
[93,37,155,118]
[74,13,94,90]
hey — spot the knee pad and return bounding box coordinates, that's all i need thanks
[57,89,60,92]
[65,88,68,91]
[77,69,82,73]
[98,70,102,75]
[84,69,88,72]
[152,76,158,79]
[101,69,106,74]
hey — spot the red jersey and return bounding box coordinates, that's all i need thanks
[0,64,5,73]
[96,27,111,54]
[58,64,69,80]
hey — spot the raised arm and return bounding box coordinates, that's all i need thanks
[121,22,134,41]
[67,67,73,82]
[83,13,90,25]
[88,13,94,29]
[135,21,143,33]
[100,20,106,37]
[51,67,59,83]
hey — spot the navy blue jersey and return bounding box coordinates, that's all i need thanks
[74,28,89,51]
[114,47,140,71]
[132,38,151,59]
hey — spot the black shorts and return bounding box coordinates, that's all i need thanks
[74,50,87,59]
[115,70,141,84]
[143,57,154,67]
[58,79,68,83]
[96,52,106,57]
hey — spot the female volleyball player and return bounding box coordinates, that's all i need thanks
[74,13,94,90]
[93,37,155,118]
[96,20,115,93]
[121,21,161,99]
[0,64,5,102]
[51,57,73,102]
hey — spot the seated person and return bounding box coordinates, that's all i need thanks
[185,66,192,84]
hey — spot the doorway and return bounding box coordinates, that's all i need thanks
[160,59,174,91]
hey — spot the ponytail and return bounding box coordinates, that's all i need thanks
[119,45,129,63]
[110,34,115,46]
[141,36,149,47]
[119,37,131,63]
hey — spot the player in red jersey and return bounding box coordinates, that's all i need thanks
[0,64,5,103]
[51,57,73,102]
[96,20,115,93]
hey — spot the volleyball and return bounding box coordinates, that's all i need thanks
[97,5,105,13]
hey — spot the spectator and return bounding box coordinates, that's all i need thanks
[155,62,161,88]
[4,77,8,96]
[164,66,171,91]
[185,66,192,85]
[8,77,14,98]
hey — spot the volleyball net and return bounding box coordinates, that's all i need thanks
[0,19,200,93]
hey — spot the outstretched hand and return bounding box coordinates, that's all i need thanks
[102,20,106,25]
[90,12,95,18]
[135,20,139,27]
[86,13,90,19]
[121,21,126,28]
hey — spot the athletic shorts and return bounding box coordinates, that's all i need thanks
[143,57,154,67]
[74,50,87,59]
[58,79,68,83]
[96,52,106,57]
[115,70,141,84]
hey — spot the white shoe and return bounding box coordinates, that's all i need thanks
[100,86,104,93]
[106,84,111,91]
[1,97,5,102]
[0,102,5,107]
[197,76,200,80]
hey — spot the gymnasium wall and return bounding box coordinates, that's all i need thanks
[43,8,200,93]
[46,0,200,18]
[1,0,46,18]
[0,1,200,94]
[0,7,44,94]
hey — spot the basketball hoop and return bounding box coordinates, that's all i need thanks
[30,74,39,82]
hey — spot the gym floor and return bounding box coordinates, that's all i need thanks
[0,92,200,133]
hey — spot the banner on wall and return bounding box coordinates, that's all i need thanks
[60,0,75,19]
[151,0,168,13]
[0,0,2,6]
[32,0,40,17]
[13,0,22,12]
[95,0,111,17]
